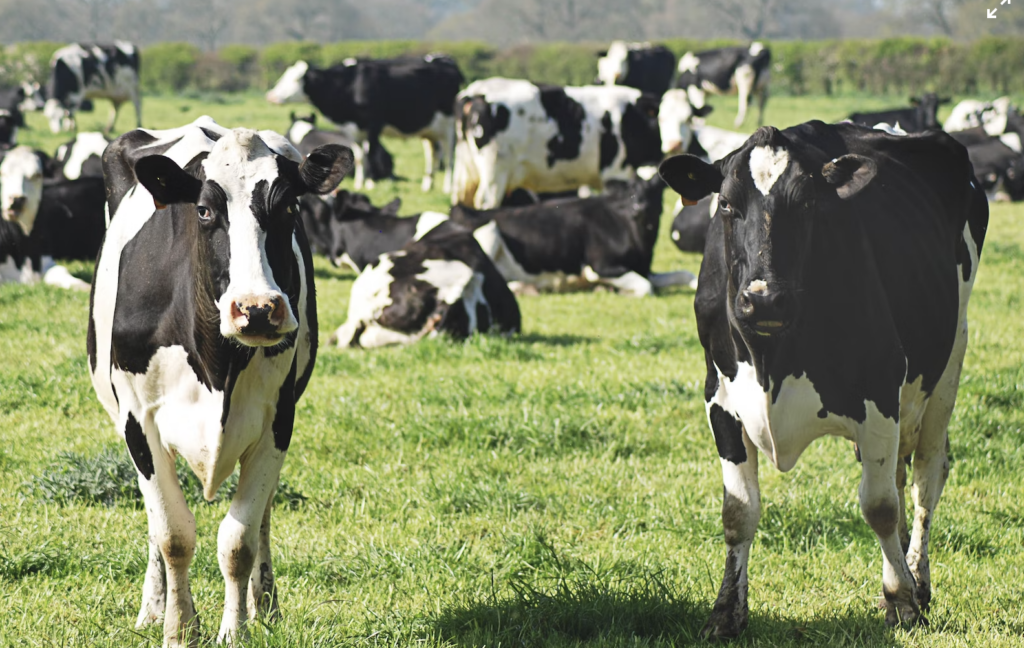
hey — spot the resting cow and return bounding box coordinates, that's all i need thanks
[89,117,352,645]
[596,41,676,96]
[52,132,110,180]
[847,93,950,133]
[676,43,771,127]
[44,42,141,133]
[949,129,1024,202]
[451,78,662,208]
[267,55,462,191]
[660,121,987,638]
[330,222,521,348]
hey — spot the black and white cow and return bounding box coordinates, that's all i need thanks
[848,93,950,133]
[596,41,676,96]
[449,174,694,295]
[52,131,109,180]
[949,128,1024,202]
[286,112,389,186]
[44,42,141,134]
[267,55,463,192]
[451,78,663,209]
[943,96,1013,135]
[676,43,771,128]
[0,86,26,147]
[659,121,987,638]
[670,193,716,254]
[330,222,521,348]
[18,81,46,113]
[89,117,352,645]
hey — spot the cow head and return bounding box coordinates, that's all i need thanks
[658,89,713,155]
[0,146,46,235]
[43,99,75,134]
[134,129,353,346]
[911,93,952,130]
[266,61,310,105]
[0,88,26,146]
[660,126,877,338]
[19,81,45,112]
[597,41,630,86]
[327,190,401,267]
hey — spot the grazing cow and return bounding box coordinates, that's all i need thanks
[44,42,141,134]
[0,146,98,289]
[949,129,1024,202]
[52,131,109,180]
[89,117,352,645]
[449,174,693,295]
[659,121,987,638]
[0,86,26,147]
[267,55,463,191]
[847,93,950,133]
[676,43,771,127]
[596,41,676,96]
[330,222,521,348]
[452,78,662,209]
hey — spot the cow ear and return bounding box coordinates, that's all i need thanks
[135,155,202,207]
[382,197,401,215]
[299,144,354,195]
[821,154,877,200]
[909,96,921,106]
[659,154,722,204]
[693,104,714,118]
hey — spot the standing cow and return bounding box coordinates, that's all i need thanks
[676,43,770,127]
[89,117,352,645]
[596,41,676,96]
[266,55,463,192]
[659,121,987,638]
[451,78,663,209]
[44,42,141,134]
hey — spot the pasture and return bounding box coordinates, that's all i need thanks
[1,93,1023,647]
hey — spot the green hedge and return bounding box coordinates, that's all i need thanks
[9,37,1024,97]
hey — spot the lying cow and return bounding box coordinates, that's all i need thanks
[449,174,693,295]
[670,193,716,254]
[848,93,950,133]
[267,55,462,192]
[330,222,521,348]
[676,43,771,127]
[44,42,141,134]
[91,117,352,644]
[52,131,109,180]
[949,128,1024,201]
[596,41,676,96]
[451,78,662,209]
[286,112,390,186]
[943,96,1013,134]
[660,121,987,638]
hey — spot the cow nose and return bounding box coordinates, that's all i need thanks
[737,284,790,333]
[230,295,288,337]
[9,196,26,213]
[664,140,683,155]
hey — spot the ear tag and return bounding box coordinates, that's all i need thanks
[680,197,698,206]
[154,200,167,210]
[687,172,695,180]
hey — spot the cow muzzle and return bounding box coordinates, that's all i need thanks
[225,294,297,345]
[4,196,26,220]
[735,281,793,337]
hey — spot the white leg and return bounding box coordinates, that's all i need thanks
[476,169,507,210]
[421,138,435,192]
[216,445,285,644]
[857,410,921,627]
[136,539,167,628]
[588,268,653,297]
[247,486,281,622]
[441,126,455,195]
[133,90,142,128]
[733,65,756,128]
[43,265,90,291]
[702,411,760,640]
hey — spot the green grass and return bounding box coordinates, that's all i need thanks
[2,94,1023,647]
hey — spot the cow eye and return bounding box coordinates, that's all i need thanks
[197,206,212,223]
[718,197,731,212]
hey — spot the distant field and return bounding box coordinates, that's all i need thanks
[2,94,1023,647]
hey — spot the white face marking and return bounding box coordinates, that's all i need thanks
[748,145,789,196]
[43,99,70,134]
[747,279,767,294]
[678,51,699,74]
[597,41,629,85]
[413,211,449,240]
[202,129,301,339]
[266,61,310,105]
[286,119,315,146]
[62,132,108,179]
[0,146,44,234]
[749,42,765,56]
[658,89,695,154]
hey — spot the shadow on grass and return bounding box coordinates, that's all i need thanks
[427,574,907,647]
[514,332,597,347]
[313,266,355,282]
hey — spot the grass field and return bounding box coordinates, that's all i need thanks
[1,93,1023,647]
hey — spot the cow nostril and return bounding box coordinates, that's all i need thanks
[267,296,287,327]
[737,293,754,317]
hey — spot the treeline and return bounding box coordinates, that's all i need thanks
[3,37,1023,97]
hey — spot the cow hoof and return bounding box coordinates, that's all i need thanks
[915,580,932,612]
[881,596,925,628]
[700,609,748,641]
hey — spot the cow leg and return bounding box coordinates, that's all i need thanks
[857,416,922,627]
[133,89,142,128]
[733,65,756,128]
[441,123,455,195]
[421,138,435,192]
[583,266,653,297]
[105,100,122,134]
[896,457,910,553]
[216,444,286,644]
[756,86,769,127]
[702,405,760,640]
[247,478,281,622]
[130,415,199,647]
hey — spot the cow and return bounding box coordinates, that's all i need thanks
[670,193,716,253]
[52,131,109,180]
[448,174,694,295]
[329,222,521,349]
[0,146,100,290]
[89,116,352,645]
[451,78,662,209]
[44,42,141,134]
[0,86,26,147]
[18,81,46,112]
[596,41,676,96]
[676,43,770,128]
[266,55,463,192]
[658,120,987,638]
[286,112,388,187]
[949,128,1024,202]
[943,96,1013,135]
[847,93,950,133]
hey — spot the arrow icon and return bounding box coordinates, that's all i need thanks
[988,7,998,17]
[1001,0,1010,5]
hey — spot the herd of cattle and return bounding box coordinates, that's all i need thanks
[0,39,1006,645]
